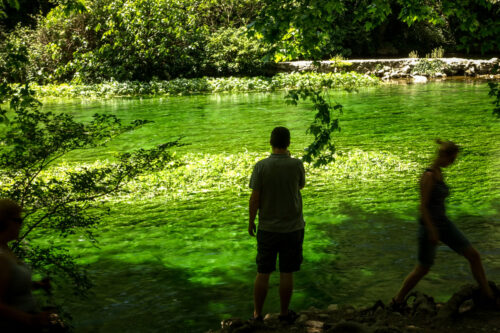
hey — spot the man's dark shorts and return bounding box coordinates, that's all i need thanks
[256,229,304,273]
[418,219,471,267]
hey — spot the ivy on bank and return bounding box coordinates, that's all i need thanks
[28,72,380,98]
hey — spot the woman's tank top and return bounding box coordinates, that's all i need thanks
[423,168,450,223]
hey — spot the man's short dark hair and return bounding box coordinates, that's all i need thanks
[270,127,290,149]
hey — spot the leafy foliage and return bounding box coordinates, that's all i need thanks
[1,0,270,83]
[0,26,29,82]
[202,27,272,76]
[252,0,393,60]
[328,55,353,70]
[412,59,446,77]
[252,0,500,59]
[190,0,263,29]
[27,72,379,98]
[286,88,343,166]
[0,83,179,295]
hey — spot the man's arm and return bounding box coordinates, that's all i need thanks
[299,161,305,190]
[248,189,260,237]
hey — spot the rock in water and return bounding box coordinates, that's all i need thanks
[411,75,427,83]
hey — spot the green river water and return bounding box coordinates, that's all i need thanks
[38,81,500,332]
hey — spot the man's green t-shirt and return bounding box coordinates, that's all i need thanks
[249,154,305,233]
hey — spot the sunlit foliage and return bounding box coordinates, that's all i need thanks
[1,0,270,83]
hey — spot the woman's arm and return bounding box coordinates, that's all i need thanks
[0,256,50,327]
[420,171,439,244]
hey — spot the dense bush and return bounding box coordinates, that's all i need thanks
[202,27,272,77]
[28,72,380,98]
[0,26,30,82]
[0,0,270,84]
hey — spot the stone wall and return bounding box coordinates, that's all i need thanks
[273,58,500,81]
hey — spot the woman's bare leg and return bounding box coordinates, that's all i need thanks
[463,246,494,299]
[394,264,430,303]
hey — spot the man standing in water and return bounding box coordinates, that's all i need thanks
[248,126,305,323]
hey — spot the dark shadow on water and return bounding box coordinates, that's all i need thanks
[303,201,500,307]
[60,203,500,332]
[63,259,257,332]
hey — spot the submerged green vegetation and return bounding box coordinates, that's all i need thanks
[28,72,380,98]
[43,149,419,204]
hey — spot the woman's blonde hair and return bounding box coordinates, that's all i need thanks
[436,139,459,157]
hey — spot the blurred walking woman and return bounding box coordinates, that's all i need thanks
[392,140,497,306]
[0,199,62,332]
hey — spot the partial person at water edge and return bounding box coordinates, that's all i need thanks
[0,198,66,332]
[391,139,499,310]
[248,126,305,324]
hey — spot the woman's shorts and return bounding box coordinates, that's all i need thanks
[256,228,304,274]
[418,219,471,267]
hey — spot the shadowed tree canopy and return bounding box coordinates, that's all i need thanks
[0,0,85,29]
[251,0,500,60]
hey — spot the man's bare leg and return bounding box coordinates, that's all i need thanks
[279,273,293,316]
[254,273,270,318]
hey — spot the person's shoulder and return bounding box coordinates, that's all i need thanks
[254,158,268,167]
[291,157,304,166]
[252,157,270,171]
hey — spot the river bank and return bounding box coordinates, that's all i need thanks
[213,283,500,333]
[21,58,500,99]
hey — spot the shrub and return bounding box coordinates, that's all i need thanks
[328,54,352,70]
[202,27,272,77]
[408,50,419,58]
[412,59,446,77]
[425,46,445,58]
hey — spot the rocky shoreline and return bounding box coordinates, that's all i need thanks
[273,58,500,82]
[212,283,500,333]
